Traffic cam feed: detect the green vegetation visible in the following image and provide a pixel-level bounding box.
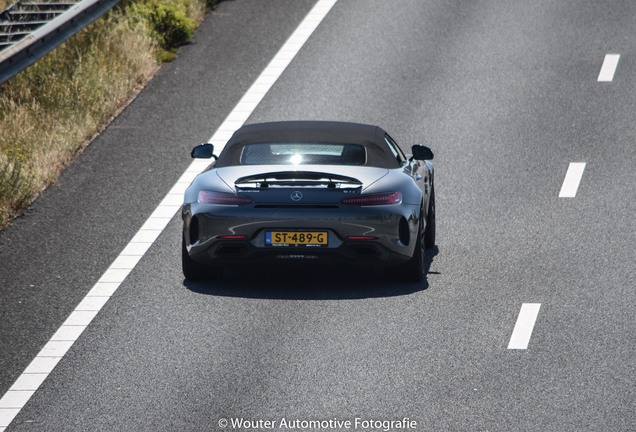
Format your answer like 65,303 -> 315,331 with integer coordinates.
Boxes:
129,0 -> 197,60
0,0 -> 209,227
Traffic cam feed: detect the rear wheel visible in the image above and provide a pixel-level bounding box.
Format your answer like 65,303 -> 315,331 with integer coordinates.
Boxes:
398,212 -> 425,282
182,236 -> 222,281
424,185 -> 435,249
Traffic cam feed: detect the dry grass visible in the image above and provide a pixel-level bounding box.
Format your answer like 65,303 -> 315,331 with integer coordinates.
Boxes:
0,0 -> 208,227
0,12 -> 157,225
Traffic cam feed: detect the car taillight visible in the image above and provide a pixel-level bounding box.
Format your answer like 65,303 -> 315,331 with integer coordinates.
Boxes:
341,192 -> 402,206
198,191 -> 253,205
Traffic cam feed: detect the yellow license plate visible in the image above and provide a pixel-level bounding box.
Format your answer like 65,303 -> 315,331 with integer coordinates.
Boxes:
266,231 -> 328,246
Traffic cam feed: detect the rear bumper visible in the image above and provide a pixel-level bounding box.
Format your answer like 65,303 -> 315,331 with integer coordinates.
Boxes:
189,237 -> 408,267
182,203 -> 421,267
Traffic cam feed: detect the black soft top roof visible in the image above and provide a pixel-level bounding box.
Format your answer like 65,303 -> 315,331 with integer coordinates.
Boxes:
214,121 -> 399,168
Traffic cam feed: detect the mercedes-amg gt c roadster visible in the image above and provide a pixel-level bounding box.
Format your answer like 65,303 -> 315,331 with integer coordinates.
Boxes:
182,121 -> 435,281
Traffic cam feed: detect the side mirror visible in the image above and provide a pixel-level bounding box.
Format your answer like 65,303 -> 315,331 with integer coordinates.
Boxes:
411,145 -> 434,160
191,143 -> 216,159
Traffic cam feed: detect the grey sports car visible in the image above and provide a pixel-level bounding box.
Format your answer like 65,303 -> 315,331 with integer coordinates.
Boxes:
182,121 -> 435,281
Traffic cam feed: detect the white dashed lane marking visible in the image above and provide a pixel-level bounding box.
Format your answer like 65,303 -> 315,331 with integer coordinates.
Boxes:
508,303 -> 542,350
559,162 -> 586,198
598,54 -> 620,82
0,1 -> 339,430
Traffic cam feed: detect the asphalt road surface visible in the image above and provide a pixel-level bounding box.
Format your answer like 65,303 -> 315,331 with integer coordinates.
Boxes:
1,0 -> 635,431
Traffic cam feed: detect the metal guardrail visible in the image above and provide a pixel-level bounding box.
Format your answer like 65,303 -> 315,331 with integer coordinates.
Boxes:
0,0 -> 119,84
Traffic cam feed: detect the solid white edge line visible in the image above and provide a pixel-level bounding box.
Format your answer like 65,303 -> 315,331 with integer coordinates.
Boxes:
598,54 -> 620,82
559,162 -> 586,198
508,303 -> 541,350
0,0 -> 338,428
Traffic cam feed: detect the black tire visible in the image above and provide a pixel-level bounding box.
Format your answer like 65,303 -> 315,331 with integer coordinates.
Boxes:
398,212 -> 425,282
424,185 -> 435,249
182,236 -> 221,281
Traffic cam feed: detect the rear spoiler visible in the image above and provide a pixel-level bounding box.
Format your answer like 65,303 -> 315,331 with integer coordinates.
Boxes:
235,171 -> 362,189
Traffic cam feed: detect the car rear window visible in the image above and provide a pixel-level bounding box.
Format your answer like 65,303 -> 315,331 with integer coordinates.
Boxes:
240,143 -> 367,166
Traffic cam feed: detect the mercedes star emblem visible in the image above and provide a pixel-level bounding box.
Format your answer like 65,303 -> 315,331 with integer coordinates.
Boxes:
290,191 -> 303,201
